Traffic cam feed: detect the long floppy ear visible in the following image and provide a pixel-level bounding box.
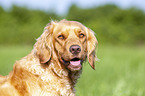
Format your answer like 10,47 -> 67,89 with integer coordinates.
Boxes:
87,28 -> 98,69
34,22 -> 55,63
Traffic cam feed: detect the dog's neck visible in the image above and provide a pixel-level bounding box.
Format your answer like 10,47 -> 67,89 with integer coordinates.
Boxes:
68,69 -> 82,88
49,56 -> 82,89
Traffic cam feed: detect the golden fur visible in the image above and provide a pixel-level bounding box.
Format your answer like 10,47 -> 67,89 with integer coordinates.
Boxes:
0,20 -> 98,96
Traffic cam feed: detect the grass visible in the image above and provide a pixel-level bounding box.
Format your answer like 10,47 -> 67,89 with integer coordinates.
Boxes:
0,45 -> 145,96
0,45 -> 32,75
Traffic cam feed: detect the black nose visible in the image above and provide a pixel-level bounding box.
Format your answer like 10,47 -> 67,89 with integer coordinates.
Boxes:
69,45 -> 81,55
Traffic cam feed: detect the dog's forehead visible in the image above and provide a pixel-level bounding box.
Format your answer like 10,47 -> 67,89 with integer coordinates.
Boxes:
53,21 -> 86,35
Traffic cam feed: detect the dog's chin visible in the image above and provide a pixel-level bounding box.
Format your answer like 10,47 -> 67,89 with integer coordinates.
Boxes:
61,57 -> 83,71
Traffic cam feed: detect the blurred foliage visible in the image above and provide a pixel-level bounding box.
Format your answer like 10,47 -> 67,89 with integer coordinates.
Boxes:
0,4 -> 145,45
0,5 -> 62,45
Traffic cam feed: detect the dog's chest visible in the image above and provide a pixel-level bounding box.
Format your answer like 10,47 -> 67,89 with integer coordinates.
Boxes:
23,60 -> 75,95
36,71 -> 75,96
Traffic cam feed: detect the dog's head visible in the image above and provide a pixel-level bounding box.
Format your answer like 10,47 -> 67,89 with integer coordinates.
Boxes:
35,20 -> 98,71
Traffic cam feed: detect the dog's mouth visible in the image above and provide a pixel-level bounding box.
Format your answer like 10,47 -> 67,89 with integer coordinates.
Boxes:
61,57 -> 83,71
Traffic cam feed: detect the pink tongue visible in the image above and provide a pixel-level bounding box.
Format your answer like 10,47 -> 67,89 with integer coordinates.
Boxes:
70,60 -> 81,66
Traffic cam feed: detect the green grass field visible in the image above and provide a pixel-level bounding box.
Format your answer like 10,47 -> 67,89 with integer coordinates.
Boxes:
0,45 -> 145,96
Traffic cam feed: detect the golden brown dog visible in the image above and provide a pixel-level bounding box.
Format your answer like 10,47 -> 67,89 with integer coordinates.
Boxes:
0,20 -> 98,96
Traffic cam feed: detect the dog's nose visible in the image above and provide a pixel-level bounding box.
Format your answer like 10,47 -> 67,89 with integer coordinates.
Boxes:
69,45 -> 81,55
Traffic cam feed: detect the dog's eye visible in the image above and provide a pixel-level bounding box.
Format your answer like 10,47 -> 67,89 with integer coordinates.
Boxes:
79,33 -> 85,38
58,35 -> 65,39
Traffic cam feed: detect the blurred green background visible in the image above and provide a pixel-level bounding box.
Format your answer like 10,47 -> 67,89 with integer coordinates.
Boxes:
0,2 -> 145,96
0,4 -> 145,45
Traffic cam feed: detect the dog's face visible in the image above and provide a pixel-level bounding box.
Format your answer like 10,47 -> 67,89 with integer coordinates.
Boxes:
35,20 -> 98,72
52,21 -> 87,71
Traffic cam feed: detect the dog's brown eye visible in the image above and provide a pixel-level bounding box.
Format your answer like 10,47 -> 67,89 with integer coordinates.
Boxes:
58,35 -> 65,39
79,33 -> 85,38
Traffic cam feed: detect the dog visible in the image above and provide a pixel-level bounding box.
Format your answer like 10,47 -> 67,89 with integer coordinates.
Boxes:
0,19 -> 98,96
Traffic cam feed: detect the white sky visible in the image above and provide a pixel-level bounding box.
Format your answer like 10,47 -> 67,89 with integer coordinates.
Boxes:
0,0 -> 145,15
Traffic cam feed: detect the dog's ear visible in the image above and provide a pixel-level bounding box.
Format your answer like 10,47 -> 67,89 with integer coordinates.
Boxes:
86,28 -> 98,69
34,21 -> 55,63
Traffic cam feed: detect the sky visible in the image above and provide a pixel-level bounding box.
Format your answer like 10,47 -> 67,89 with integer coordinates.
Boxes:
0,0 -> 145,15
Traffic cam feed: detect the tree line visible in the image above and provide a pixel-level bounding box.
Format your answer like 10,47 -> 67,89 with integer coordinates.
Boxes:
0,4 -> 145,45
